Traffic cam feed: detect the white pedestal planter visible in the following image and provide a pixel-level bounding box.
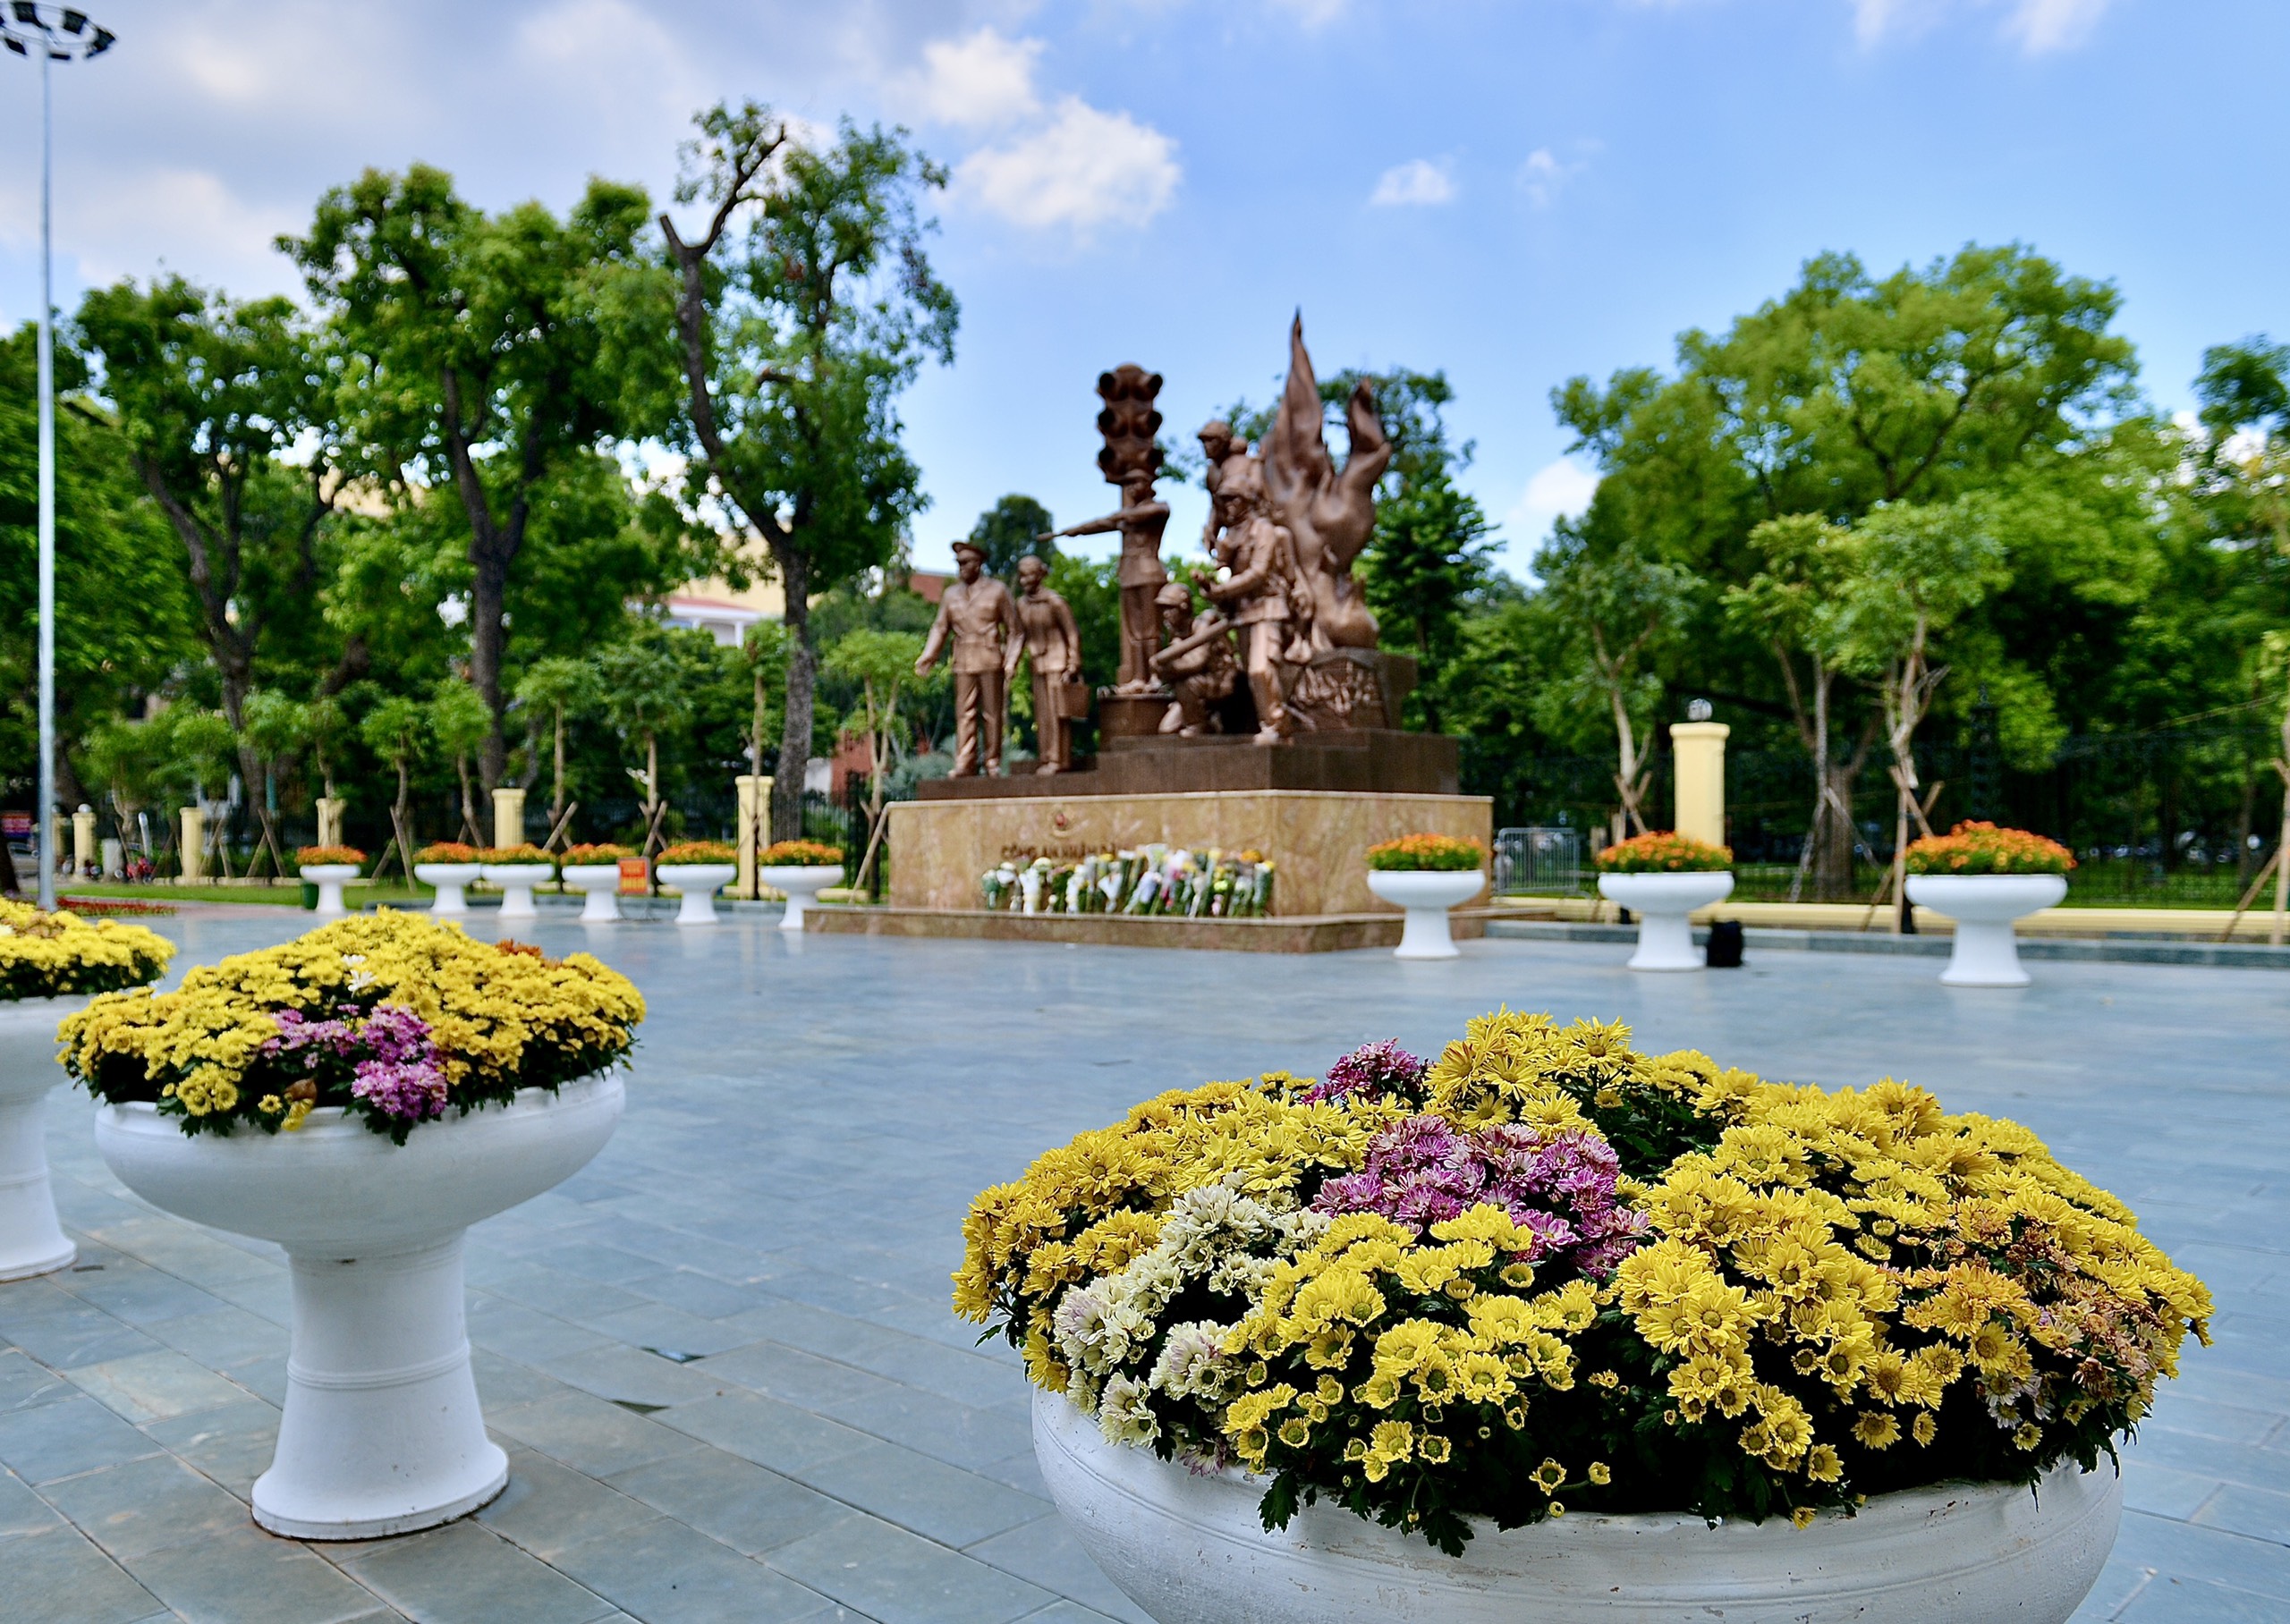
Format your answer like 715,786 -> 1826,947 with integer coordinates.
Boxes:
559,864 -> 626,923
1033,1389 -> 2120,1624
1364,869 -> 1485,960
758,865 -> 844,932
93,1073 -> 624,1539
413,864 -> 482,918
0,998 -> 81,1281
479,864 -> 549,921
1597,871 -> 1735,971
656,863 -> 737,926
1904,873 -> 2068,987
301,865 -> 360,918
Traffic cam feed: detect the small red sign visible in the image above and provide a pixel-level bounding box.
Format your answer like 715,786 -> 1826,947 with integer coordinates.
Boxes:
617,858 -> 649,895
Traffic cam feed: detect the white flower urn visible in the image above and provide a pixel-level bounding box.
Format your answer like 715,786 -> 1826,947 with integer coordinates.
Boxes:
558,863 -> 626,923
93,1073 -> 624,1539
0,997 -> 81,1281
1364,869 -> 1485,960
301,864 -> 360,918
412,863 -> 482,918
1597,870 -> 1735,971
1032,1389 -> 2121,1624
479,863 -> 549,921
1904,873 -> 2068,987
758,865 -> 844,932
656,863 -> 737,925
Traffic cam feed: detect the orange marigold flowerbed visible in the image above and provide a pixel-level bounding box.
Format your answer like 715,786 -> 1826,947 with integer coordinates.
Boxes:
413,842 -> 480,865
1593,832 -> 1732,873
1366,833 -> 1485,872
759,840 -> 843,866
657,840 -> 736,865
294,846 -> 366,869
478,844 -> 556,867
1903,822 -> 2074,877
563,843 -> 638,864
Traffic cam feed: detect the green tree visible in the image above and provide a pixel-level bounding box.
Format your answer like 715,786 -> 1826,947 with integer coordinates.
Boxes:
1536,536 -> 1699,845
285,165 -> 667,788
1832,499 -> 2007,923
594,635 -> 684,844
1725,514 -> 1864,897
359,696 -> 426,878
80,717 -> 171,861
1362,454 -> 1494,732
0,325 -> 190,822
967,495 -> 1055,578
660,103 -> 957,841
513,657 -> 595,827
428,681 -> 493,843
821,628 -> 932,892
76,277 -> 337,765
240,689 -> 310,876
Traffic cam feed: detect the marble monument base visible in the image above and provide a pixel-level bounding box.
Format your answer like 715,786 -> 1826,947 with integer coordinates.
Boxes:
807,905 -> 1490,954
885,788 -> 1491,919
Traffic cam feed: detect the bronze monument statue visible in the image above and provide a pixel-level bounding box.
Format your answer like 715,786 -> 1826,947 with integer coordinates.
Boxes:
1264,315 -> 1389,654
1148,582 -> 1238,736
1043,365 -> 1168,695
1198,451 -> 1293,743
1009,554 -> 1084,774
915,539 -> 1021,776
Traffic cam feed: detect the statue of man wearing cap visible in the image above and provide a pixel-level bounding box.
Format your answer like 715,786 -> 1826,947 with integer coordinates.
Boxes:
916,540 -> 1022,775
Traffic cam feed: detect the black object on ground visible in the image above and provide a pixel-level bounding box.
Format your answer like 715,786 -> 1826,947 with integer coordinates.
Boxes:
1706,919 -> 1745,968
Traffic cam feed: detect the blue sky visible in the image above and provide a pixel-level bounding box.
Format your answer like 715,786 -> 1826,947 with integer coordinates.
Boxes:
2,0 -> 2281,577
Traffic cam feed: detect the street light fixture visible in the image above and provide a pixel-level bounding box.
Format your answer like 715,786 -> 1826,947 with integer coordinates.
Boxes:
2,5 -> 114,909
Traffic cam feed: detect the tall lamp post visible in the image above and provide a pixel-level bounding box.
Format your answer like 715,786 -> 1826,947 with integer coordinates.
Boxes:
4,6 -> 114,910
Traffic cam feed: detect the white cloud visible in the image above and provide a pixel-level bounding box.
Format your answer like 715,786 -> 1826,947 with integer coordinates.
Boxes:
1268,0 -> 1347,28
956,97 -> 1180,234
1505,456 -> 1601,545
1370,158 -> 1455,207
1518,148 -> 1569,208
1999,0 -> 2108,53
1848,0 -> 2109,53
897,27 -> 1043,129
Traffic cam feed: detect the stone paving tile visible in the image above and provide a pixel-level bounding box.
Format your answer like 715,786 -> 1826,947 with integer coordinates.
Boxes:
5,912 -> 2286,1622
474,1447 -> 661,1561
766,1510 -> 1059,1624
63,1349 -> 254,1425
605,1448 -> 851,1557
547,1514 -> 849,1622
333,1517 -> 621,1624
38,1451 -> 253,1561
0,1521 -> 168,1624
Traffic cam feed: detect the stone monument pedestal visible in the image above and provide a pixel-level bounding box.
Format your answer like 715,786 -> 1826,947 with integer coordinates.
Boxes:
887,783 -> 1488,921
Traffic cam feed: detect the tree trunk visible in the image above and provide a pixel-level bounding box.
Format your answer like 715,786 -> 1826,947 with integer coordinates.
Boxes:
552,707 -> 567,823
469,554 -> 510,791
645,730 -> 660,820
771,546 -> 813,843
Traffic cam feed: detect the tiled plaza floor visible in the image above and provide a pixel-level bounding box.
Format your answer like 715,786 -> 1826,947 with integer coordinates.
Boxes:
2,909 -> 2286,1623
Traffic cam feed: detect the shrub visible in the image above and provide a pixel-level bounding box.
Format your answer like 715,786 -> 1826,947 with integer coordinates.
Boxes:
1903,822 -> 2074,877
61,913 -> 644,1145
478,843 -> 555,867
562,843 -> 639,865
1594,833 -> 1732,873
294,845 -> 366,870
413,842 -> 480,866
1,901 -> 174,1001
657,840 -> 737,865
957,1012 -> 2208,1553
1367,834 -> 1485,872
759,839 -> 844,867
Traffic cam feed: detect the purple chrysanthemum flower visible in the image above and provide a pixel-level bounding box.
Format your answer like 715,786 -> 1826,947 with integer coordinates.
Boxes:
1301,1039 -> 1429,1104
1315,1113 -> 1646,1279
351,1057 -> 450,1122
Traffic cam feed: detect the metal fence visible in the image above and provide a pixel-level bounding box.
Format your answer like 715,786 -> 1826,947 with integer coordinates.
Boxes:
1493,826 -> 1587,895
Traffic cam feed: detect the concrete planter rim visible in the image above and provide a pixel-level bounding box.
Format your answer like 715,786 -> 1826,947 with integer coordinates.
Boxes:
1031,1386 -> 2121,1624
